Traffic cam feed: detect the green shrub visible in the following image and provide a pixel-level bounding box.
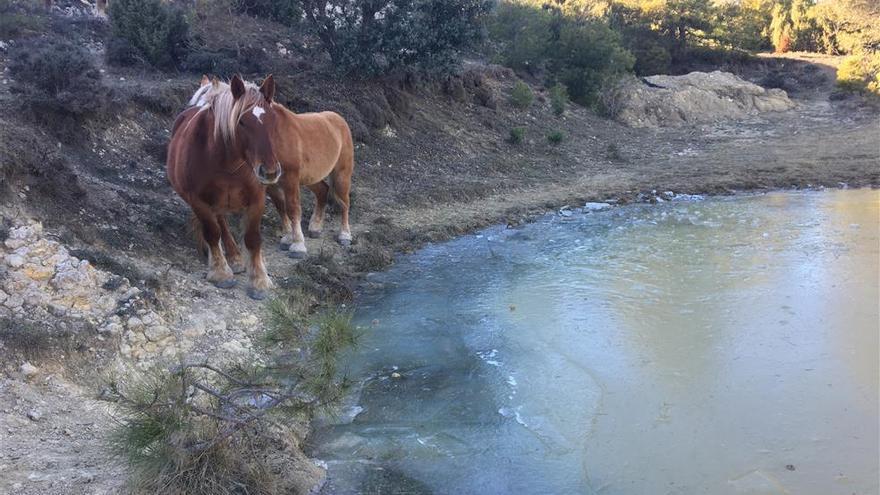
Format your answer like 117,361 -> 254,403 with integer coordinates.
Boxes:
301,0 -> 491,76
233,0 -> 302,26
10,41 -> 95,96
553,19 -> 634,106
183,46 -> 269,75
9,39 -> 108,116
607,3 -> 674,75
547,130 -> 565,144
491,1 -> 634,106
630,42 -> 672,76
507,127 -> 525,144
712,0 -> 774,52
488,1 -> 552,72
605,142 -> 624,161
0,0 -> 44,38
509,81 -> 534,109
812,0 -> 880,56
549,83 -> 568,116
837,53 -> 880,96
107,0 -> 190,69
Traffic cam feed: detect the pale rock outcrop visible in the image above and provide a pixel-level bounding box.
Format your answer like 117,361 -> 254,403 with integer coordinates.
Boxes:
612,71 -> 795,128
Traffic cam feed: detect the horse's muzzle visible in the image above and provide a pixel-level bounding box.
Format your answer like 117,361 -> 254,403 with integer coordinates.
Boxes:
256,164 -> 281,185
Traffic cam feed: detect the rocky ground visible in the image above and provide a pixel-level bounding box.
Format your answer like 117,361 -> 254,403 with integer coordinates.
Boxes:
0,8 -> 878,495
613,70 -> 796,127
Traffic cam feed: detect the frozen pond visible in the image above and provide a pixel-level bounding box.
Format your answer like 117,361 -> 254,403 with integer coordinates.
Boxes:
310,189 -> 879,495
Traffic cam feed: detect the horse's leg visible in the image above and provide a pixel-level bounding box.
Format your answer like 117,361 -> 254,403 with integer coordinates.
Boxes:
243,199 -> 272,300
280,173 -> 307,259
217,214 -> 245,274
194,204 -> 235,289
267,185 -> 293,251
331,169 -> 353,247
307,181 -> 329,238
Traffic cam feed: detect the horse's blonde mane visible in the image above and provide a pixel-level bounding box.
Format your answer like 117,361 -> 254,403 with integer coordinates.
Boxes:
188,81 -> 228,107
194,78 -> 267,143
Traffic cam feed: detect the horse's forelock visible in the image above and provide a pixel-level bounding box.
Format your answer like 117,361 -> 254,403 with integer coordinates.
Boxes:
211,81 -> 266,143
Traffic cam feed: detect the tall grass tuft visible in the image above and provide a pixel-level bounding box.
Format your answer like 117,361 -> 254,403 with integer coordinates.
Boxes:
509,81 -> 534,109
507,127 -> 526,144
549,83 -> 568,116
547,130 -> 565,144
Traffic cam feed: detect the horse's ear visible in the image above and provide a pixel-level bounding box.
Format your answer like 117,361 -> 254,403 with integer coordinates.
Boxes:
211,75 -> 220,89
260,74 -> 275,104
231,74 -> 245,101
200,74 -> 210,86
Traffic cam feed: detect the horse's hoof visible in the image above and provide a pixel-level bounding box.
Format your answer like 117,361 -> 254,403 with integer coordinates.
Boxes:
307,230 -> 322,239
213,278 -> 237,289
279,242 -> 291,252
339,238 -> 351,248
247,288 -> 269,301
288,250 -> 307,259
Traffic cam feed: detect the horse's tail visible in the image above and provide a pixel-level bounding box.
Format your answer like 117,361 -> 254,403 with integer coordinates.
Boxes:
325,174 -> 339,207
190,214 -> 208,257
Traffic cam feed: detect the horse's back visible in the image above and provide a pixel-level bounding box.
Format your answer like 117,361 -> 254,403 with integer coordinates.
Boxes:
170,106 -> 201,140
277,108 -> 353,184
167,107 -> 209,198
320,111 -> 352,140
289,110 -> 351,144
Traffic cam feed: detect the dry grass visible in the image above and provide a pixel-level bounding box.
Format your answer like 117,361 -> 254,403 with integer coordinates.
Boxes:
350,242 -> 394,273
281,251 -> 355,303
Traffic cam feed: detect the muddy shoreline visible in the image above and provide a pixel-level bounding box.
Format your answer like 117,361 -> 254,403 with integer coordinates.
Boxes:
348,127 -> 879,269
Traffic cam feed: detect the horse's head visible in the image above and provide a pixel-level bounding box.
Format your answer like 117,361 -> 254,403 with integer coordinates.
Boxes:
229,74 -> 282,186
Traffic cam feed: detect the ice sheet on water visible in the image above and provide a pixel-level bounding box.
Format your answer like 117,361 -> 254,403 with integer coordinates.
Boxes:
584,202 -> 613,211
314,189 -> 880,495
476,349 -> 501,367
671,193 -> 705,202
498,406 -> 529,427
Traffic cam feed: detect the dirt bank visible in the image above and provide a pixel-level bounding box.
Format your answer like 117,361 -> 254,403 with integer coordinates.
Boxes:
0,16 -> 878,493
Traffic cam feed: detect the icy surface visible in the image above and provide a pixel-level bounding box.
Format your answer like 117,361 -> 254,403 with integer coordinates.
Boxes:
311,189 -> 879,495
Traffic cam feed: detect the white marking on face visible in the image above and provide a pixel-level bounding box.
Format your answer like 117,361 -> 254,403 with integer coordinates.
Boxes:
252,106 -> 266,123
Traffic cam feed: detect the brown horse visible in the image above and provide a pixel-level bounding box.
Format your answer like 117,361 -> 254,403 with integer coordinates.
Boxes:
187,76 -> 355,258
268,103 -> 355,258
168,74 -> 282,300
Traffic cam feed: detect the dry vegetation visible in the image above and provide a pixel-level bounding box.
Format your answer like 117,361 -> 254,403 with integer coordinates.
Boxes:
106,304 -> 356,494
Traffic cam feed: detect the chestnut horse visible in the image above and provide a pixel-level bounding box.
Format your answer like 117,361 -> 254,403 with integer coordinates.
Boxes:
270,104 -> 354,258
186,75 -> 355,259
168,74 -> 282,300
